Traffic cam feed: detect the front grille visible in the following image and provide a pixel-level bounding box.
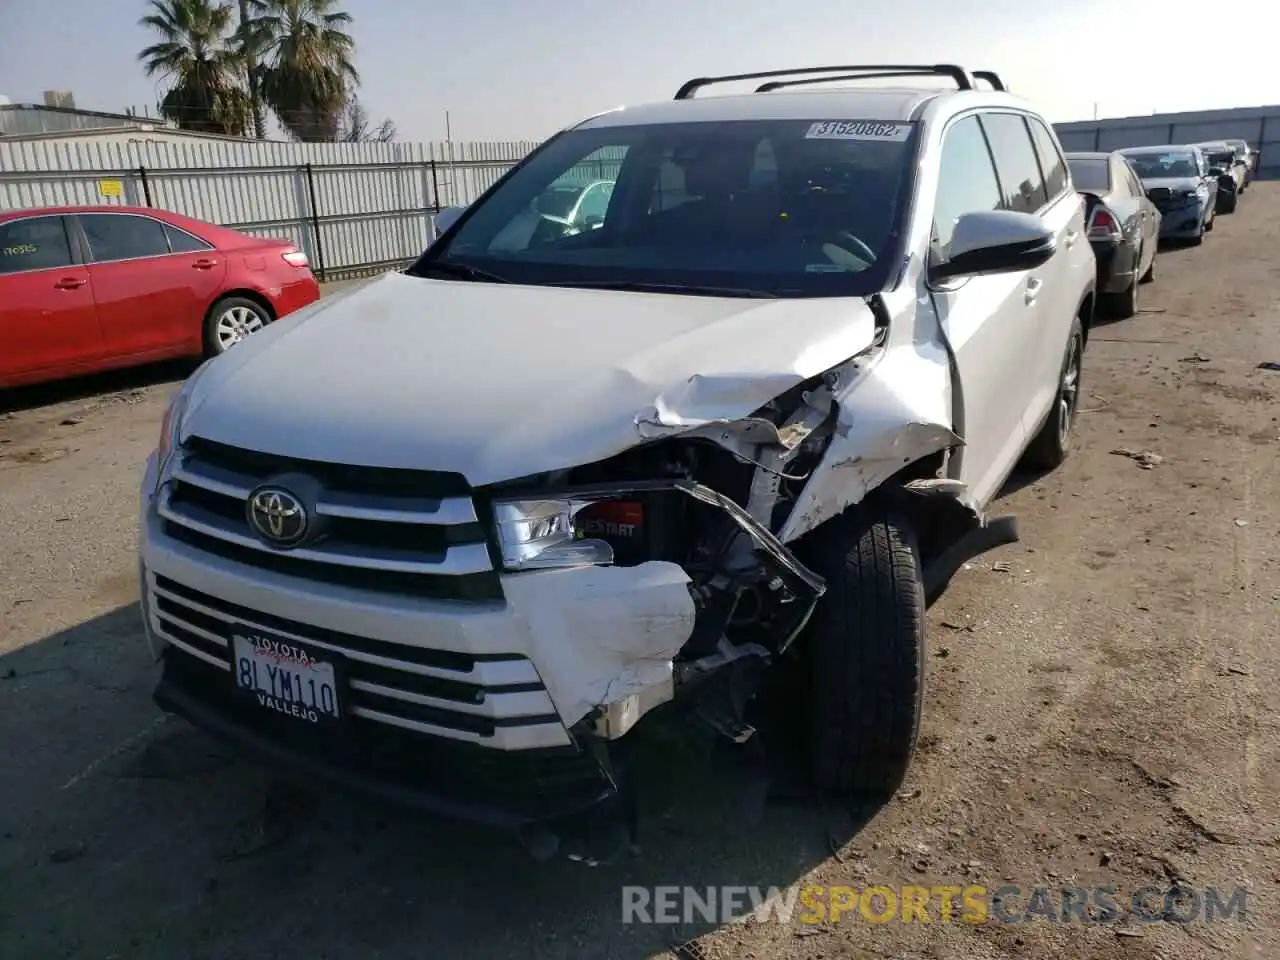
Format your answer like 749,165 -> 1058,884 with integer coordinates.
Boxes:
147,573 -> 571,750
158,437 -> 501,601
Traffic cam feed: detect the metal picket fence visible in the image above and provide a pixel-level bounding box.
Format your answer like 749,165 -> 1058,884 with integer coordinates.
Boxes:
0,137 -> 541,280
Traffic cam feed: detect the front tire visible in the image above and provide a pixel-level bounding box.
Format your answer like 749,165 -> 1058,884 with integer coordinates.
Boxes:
204,296 -> 272,357
806,508 -> 925,803
1023,316 -> 1083,470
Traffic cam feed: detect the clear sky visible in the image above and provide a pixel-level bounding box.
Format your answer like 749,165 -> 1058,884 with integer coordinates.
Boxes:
1,0 -> 1274,143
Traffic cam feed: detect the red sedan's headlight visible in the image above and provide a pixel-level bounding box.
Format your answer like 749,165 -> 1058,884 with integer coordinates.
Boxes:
281,249 -> 310,268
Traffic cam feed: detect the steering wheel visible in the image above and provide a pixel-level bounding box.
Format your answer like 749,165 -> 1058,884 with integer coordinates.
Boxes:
798,229 -> 877,268
828,230 -> 877,264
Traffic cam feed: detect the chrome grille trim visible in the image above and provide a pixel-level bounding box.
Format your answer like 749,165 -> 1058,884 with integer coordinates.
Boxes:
148,581 -> 528,685
172,461 -> 480,525
158,440 -> 501,600
158,486 -> 494,576
147,573 -> 571,750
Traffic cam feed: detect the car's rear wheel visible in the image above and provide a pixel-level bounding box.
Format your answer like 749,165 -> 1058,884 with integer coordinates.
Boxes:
1023,316 -> 1083,470
205,296 -> 271,357
1140,252 -> 1155,284
804,507 -> 925,804
1103,247 -> 1142,319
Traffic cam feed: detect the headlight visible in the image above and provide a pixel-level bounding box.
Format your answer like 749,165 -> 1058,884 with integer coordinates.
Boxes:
153,361 -> 211,493
156,390 -> 188,471
491,498 -> 615,571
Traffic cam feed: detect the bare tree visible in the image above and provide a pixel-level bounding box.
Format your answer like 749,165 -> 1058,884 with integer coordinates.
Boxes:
335,97 -> 395,142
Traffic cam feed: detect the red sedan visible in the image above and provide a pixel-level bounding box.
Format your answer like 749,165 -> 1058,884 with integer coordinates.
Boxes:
0,205 -> 321,389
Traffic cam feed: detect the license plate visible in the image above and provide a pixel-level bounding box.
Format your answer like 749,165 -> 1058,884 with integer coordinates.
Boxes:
232,632 -> 341,724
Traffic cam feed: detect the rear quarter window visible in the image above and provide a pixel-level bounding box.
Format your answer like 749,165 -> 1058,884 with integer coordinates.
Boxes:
164,224 -> 213,253
1027,118 -> 1069,200
979,113 -> 1050,214
1066,158 -> 1111,193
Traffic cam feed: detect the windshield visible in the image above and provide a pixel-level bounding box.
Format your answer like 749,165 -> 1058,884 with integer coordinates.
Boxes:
1123,152 -> 1198,179
410,119 -> 919,297
1066,158 -> 1110,192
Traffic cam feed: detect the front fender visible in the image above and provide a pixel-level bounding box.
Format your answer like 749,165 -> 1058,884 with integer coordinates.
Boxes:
776,339 -> 968,543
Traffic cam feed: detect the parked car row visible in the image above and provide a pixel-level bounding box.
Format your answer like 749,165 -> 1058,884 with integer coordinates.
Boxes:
0,206 -> 320,389
1062,136 -> 1256,321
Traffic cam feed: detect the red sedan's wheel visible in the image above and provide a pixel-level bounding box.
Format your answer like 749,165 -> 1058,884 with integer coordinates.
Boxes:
205,297 -> 271,357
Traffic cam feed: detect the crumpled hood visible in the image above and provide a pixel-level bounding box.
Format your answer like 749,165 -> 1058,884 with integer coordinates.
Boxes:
1141,177 -> 1202,193
183,272 -> 879,486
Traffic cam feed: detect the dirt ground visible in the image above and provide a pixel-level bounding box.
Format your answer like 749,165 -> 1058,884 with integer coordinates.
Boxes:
2,193 -> 1278,960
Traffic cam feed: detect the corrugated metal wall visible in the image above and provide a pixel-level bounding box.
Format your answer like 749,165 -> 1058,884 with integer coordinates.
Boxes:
0,137 -> 540,279
1054,105 -> 1280,178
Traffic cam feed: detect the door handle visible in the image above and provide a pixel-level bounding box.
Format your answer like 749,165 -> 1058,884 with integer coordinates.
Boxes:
1064,229 -> 1079,248
53,277 -> 86,290
192,259 -> 219,270
1024,277 -> 1043,305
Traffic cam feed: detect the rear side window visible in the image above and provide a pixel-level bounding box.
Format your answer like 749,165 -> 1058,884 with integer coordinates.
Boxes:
1119,160 -> 1145,198
164,224 -> 212,253
933,115 -> 1003,254
1066,158 -> 1111,193
0,217 -> 73,275
1027,118 -> 1069,200
979,113 -> 1049,214
80,214 -> 170,263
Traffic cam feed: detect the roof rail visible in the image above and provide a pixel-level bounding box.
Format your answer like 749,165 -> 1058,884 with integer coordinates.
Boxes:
674,64 -> 974,100
972,70 -> 1006,91
756,69 -> 958,93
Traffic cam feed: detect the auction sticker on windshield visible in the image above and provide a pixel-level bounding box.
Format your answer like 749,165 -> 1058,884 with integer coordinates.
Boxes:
233,632 -> 341,724
806,121 -> 911,141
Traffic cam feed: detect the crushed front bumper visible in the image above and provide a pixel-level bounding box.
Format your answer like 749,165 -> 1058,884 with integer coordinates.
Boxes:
138,453 -> 711,825
1155,199 -> 1207,239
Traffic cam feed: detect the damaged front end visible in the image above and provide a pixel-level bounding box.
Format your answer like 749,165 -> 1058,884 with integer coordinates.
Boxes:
482,320 -> 1020,860
487,374 -> 841,738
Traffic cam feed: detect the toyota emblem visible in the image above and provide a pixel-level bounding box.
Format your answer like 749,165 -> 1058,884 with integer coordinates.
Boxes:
247,486 -> 308,547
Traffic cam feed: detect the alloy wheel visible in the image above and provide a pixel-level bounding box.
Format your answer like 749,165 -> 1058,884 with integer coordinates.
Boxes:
214,305 -> 265,351
1056,332 -> 1082,449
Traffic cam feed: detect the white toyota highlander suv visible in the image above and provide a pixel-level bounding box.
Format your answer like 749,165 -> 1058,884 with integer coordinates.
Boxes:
138,63 -> 1095,857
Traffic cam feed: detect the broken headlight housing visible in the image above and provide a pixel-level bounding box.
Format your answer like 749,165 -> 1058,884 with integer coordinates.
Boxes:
491,498 -> 615,571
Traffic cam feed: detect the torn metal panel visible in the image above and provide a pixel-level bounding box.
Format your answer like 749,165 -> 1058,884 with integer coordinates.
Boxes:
180,271 -> 883,487
776,337 -> 965,543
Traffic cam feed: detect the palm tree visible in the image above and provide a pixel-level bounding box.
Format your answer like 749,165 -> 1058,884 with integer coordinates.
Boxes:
138,0 -> 251,136
234,0 -> 267,139
249,0 -> 359,142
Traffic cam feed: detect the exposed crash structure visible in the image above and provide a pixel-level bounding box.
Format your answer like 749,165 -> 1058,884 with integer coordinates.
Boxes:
138,62 -> 1090,861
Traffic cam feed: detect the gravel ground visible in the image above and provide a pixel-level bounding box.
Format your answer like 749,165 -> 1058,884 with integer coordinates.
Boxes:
1,198 -> 1278,960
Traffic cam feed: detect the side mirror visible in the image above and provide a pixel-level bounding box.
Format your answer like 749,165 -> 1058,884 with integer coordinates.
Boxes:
431,205 -> 466,241
930,210 -> 1056,283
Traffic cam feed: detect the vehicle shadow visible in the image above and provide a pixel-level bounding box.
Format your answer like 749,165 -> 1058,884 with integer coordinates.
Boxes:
0,358 -> 197,415
1,604 -> 878,960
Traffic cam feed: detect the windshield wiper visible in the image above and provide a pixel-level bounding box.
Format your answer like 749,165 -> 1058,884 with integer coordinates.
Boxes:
418,260 -> 510,283
547,280 -> 778,298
